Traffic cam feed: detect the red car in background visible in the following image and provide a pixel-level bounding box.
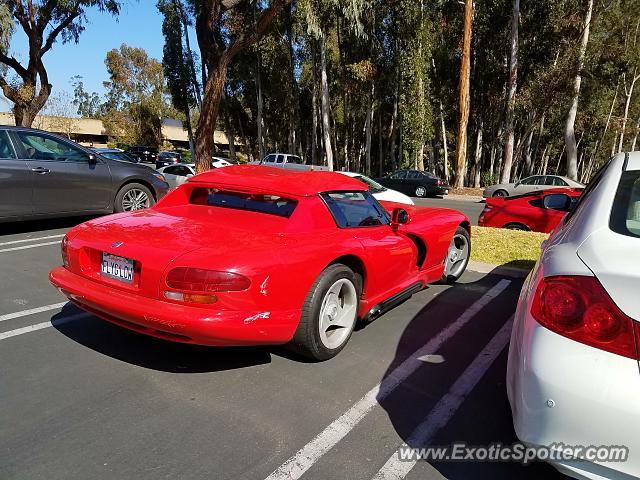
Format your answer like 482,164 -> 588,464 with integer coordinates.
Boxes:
478,188 -> 582,233
50,166 -> 471,361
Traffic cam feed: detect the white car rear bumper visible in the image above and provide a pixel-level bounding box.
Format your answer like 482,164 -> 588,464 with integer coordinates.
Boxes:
507,300 -> 640,479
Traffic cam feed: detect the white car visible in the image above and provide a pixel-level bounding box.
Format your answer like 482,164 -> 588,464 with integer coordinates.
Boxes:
507,152 -> 640,480
338,172 -> 414,205
158,160 -> 232,188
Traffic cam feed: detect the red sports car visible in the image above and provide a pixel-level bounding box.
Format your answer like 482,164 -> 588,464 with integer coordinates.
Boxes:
50,166 -> 471,360
478,187 -> 582,233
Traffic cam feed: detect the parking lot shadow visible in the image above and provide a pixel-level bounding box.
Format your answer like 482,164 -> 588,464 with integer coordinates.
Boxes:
1,215 -> 98,236
52,304 -> 272,373
375,269 -> 560,479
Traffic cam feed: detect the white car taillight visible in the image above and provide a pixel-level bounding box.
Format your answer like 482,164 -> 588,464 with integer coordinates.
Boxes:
531,275 -> 639,359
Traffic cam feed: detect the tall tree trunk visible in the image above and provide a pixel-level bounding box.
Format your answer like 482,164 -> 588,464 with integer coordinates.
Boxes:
539,144 -> 549,175
618,69 -> 640,152
564,0 -> 594,181
523,127 -> 534,176
473,122 -> 483,188
501,0 -> 520,184
255,48 -> 265,161
311,46 -> 318,166
378,108 -> 384,177
440,100 -> 449,183
177,0 -> 202,109
319,35 -> 334,170
365,83 -> 374,175
194,63 -> 227,173
631,115 -> 640,151
387,83 -> 399,170
184,106 -> 196,161
454,0 -> 474,188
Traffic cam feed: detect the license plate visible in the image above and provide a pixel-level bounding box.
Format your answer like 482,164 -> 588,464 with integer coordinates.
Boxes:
101,252 -> 134,284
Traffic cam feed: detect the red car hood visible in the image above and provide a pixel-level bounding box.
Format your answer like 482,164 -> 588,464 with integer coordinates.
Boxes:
67,206 -> 287,299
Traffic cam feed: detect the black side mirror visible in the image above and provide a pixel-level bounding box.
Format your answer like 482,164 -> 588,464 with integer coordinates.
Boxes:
543,193 -> 571,211
391,208 -> 409,231
88,154 -> 97,165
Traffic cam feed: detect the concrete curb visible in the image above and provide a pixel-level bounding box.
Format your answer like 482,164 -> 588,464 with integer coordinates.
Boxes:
467,260 -> 530,279
445,194 -> 485,203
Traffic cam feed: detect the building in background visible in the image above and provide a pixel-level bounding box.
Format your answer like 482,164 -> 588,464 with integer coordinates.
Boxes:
0,113 -> 235,151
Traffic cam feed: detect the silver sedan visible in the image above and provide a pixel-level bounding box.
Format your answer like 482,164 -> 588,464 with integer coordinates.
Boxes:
483,174 -> 583,198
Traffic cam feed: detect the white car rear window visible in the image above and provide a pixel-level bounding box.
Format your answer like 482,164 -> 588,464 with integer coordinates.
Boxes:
611,170 -> 640,238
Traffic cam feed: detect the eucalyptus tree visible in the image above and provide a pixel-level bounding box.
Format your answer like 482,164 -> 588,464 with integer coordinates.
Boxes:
0,0 -> 122,127
189,0 -> 295,173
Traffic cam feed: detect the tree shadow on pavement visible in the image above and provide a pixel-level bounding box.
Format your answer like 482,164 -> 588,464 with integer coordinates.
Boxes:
375,268 -> 562,480
52,303 -> 272,373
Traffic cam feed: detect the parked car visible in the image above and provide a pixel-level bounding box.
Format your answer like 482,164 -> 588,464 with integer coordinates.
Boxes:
0,126 -> 170,222
91,148 -> 140,164
338,171 -> 414,205
483,174 -> 583,198
158,160 -> 234,189
376,170 -> 450,198
507,152 -> 640,480
478,188 -> 581,233
157,164 -> 195,188
50,165 -> 471,361
255,153 -> 329,171
212,156 -> 233,168
126,145 -> 159,164
156,151 -> 182,169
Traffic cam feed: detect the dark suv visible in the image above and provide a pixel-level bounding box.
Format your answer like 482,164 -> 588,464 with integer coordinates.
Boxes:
126,145 -> 159,164
0,126 -> 170,222
156,151 -> 182,169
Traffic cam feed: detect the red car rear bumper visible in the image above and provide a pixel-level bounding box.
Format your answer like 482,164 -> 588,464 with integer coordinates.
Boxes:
49,267 -> 300,346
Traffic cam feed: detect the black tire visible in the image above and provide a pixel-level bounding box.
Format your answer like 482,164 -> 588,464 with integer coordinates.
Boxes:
493,189 -> 508,197
503,222 -> 529,231
415,185 -> 428,198
114,183 -> 155,213
441,226 -> 471,284
289,264 -> 361,361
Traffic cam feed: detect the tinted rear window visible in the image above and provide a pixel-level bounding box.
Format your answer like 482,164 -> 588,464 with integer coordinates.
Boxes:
610,170 -> 640,238
190,188 -> 297,218
321,191 -> 390,228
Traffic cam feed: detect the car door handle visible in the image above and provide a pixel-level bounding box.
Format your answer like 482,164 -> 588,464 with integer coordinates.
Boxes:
31,167 -> 50,174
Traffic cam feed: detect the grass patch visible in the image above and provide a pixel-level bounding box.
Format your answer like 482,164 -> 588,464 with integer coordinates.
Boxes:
471,226 -> 549,270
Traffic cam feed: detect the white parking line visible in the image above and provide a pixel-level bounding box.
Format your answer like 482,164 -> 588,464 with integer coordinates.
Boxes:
0,234 -> 65,247
0,240 -> 61,253
371,317 -> 514,480
0,302 -> 68,323
264,279 -> 512,480
0,312 -> 88,341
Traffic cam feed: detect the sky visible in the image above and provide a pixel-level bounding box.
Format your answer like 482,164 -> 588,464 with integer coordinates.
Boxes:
1,1 -> 167,110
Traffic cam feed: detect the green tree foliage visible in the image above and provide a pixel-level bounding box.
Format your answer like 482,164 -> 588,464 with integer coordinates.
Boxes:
71,76 -> 102,118
0,1 -> 121,126
103,44 -> 171,146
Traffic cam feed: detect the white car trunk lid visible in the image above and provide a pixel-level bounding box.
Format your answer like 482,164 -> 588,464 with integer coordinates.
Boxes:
577,228 -> 640,321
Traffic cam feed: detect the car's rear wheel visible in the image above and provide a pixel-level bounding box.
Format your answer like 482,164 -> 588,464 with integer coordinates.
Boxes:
503,222 -> 529,231
441,227 -> 471,284
493,189 -> 508,197
289,264 -> 361,361
115,183 -> 155,212
415,186 -> 427,197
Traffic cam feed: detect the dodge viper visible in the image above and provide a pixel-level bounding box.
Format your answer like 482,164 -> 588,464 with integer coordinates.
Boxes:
478,188 -> 582,233
49,166 -> 471,360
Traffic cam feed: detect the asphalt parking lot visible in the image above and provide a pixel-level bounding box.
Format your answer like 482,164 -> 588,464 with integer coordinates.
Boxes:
414,197 -> 485,226
0,199 -> 564,480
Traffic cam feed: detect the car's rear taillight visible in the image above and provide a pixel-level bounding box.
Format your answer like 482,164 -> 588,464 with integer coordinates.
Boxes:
436,180 -> 444,185
166,267 -> 251,293
531,276 -> 639,359
61,236 -> 70,268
